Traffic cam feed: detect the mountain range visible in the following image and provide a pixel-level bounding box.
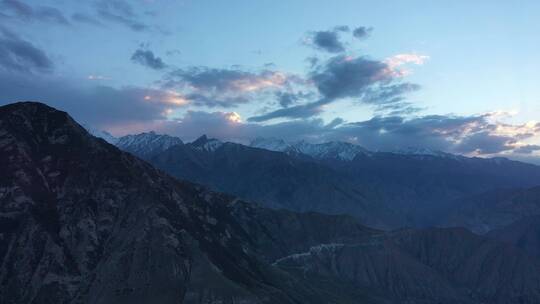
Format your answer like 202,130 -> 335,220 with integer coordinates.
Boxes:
96,129 -> 540,230
3,102 -> 540,303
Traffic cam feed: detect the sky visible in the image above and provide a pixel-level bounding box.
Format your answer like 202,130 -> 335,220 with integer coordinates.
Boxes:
1,0 -> 539,163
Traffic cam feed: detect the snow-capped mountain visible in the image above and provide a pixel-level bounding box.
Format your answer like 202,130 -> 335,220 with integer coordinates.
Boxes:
250,137 -> 290,152
82,123 -> 118,144
293,140 -> 371,161
250,137 -> 370,161
392,147 -> 464,160
116,131 -> 183,159
250,138 -> 472,161
191,135 -> 224,152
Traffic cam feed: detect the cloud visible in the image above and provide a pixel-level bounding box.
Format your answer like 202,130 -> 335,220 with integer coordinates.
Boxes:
71,13 -> 103,26
249,55 -> 420,121
336,113 -> 540,156
363,83 -> 421,107
1,0 -> 70,25
515,145 -> 540,154
311,56 -> 392,100
131,49 -> 167,70
95,0 -> 148,32
166,67 -> 288,93
87,75 -> 110,80
305,25 -> 371,53
454,131 -> 516,154
384,53 -> 430,76
277,92 -> 297,107
248,100 -> 325,122
123,108 -> 539,163
276,91 -> 313,108
163,67 -> 292,108
0,27 -> 53,73
0,71 -> 186,128
352,26 -> 373,39
137,110 -> 341,144
198,110 -> 530,160
1,63 -> 536,163
374,101 -> 424,116
180,93 -> 249,108
334,115 -> 474,152
161,111 -> 251,140
333,25 -> 350,32
166,49 -> 181,56
307,29 -> 346,53
386,54 -> 430,67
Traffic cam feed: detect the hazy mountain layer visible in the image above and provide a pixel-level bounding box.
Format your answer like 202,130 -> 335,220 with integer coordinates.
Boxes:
442,187 -> 540,234
487,215 -> 540,257
116,133 -> 540,229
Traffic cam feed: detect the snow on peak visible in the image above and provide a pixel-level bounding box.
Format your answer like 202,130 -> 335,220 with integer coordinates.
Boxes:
392,147 -> 461,160
191,135 -> 223,152
251,138 -> 467,161
250,138 -> 369,161
116,132 -> 183,155
250,137 -> 290,152
82,124 -> 118,144
292,140 -> 370,161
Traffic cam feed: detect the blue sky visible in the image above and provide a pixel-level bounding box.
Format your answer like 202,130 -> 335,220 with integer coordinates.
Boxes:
1,0 -> 539,163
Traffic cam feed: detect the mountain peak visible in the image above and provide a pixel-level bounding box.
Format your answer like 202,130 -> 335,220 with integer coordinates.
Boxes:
83,124 -> 118,144
192,134 -> 209,145
293,140 -> 370,160
2,100 -> 56,111
391,146 -> 463,160
250,137 -> 369,161
0,101 -> 94,148
115,131 -> 183,159
1,101 -> 69,124
394,147 -> 443,155
191,134 -> 223,151
250,137 -> 289,151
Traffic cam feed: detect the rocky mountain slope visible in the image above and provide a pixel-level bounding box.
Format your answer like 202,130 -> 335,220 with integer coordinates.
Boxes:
276,227 -> 540,304
442,186 -> 540,234
487,215 -> 540,257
